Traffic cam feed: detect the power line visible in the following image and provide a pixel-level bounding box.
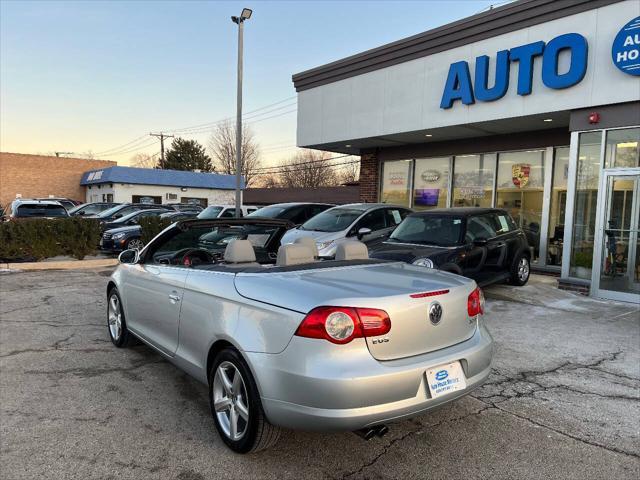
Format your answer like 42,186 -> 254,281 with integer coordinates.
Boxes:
252,159 -> 360,177
252,154 -> 355,173
91,95 -> 297,158
149,133 -> 175,168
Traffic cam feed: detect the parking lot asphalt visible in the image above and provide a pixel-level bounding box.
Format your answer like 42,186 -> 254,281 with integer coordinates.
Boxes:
1,269 -> 639,480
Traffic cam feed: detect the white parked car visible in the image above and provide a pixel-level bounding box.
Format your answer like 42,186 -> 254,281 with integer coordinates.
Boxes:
197,205 -> 258,219
280,203 -> 412,257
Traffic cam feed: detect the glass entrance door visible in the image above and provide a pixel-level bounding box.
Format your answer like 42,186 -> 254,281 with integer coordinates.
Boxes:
592,170 -> 640,302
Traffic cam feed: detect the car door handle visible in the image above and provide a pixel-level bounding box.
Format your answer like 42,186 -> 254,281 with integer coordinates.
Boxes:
168,294 -> 181,303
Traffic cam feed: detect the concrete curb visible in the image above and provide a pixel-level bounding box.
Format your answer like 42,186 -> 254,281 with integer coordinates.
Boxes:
5,258 -> 118,271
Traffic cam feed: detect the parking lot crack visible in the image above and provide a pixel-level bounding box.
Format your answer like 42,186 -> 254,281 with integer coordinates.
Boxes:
338,405 -> 493,479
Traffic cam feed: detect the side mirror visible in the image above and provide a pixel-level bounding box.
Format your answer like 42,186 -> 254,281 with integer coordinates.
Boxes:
118,249 -> 140,264
473,238 -> 488,247
357,227 -> 372,240
114,214 -> 122,219
77,211 -> 85,216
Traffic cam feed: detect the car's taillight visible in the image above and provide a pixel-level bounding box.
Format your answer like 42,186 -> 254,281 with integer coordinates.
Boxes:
295,306 -> 391,344
467,287 -> 485,317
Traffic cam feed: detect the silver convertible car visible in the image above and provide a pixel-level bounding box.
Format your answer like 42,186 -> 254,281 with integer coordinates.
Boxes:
107,218 -> 493,453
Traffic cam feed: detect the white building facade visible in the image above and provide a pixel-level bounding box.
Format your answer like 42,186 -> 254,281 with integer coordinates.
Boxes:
293,0 -> 640,302
81,166 -> 238,207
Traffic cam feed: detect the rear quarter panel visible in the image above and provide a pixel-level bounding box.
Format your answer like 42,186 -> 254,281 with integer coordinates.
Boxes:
175,269 -> 305,382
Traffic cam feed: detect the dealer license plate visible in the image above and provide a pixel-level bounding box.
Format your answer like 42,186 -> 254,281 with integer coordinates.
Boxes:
426,361 -> 467,399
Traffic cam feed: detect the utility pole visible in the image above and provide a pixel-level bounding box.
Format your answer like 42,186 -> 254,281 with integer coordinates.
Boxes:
231,8 -> 252,217
149,133 -> 174,169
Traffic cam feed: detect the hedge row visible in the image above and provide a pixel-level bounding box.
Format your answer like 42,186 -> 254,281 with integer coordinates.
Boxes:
0,218 -> 101,262
139,217 -> 174,245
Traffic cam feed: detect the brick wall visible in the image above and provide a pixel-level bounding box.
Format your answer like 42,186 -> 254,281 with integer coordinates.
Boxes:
359,151 -> 379,203
0,153 -> 116,208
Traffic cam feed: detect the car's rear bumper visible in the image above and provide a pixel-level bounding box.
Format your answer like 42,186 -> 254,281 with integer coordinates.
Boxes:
245,323 -> 493,432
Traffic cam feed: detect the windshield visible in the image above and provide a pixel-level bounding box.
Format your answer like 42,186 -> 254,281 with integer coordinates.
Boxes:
197,207 -> 223,219
16,204 -> 68,218
113,211 -> 143,224
389,215 -> 464,247
97,205 -> 124,218
247,206 -> 286,218
299,208 -> 361,232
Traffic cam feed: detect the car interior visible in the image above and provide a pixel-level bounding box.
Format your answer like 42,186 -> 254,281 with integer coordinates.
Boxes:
142,221 -> 374,272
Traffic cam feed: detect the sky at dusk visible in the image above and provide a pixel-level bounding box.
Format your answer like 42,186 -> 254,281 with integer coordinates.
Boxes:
1,0 -> 499,166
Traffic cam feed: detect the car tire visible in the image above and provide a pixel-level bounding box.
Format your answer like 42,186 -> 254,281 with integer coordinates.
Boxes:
209,348 -> 281,453
107,288 -> 135,347
509,253 -> 530,286
125,238 -> 144,250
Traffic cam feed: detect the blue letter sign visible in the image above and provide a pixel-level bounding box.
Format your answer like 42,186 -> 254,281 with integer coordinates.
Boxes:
440,33 -> 589,109
440,61 -> 475,109
612,16 -> 640,76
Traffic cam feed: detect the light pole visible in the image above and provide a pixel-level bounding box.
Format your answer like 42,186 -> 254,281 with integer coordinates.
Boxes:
231,8 -> 252,218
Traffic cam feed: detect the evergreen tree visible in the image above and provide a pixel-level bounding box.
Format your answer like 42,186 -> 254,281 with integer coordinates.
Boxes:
161,138 -> 213,172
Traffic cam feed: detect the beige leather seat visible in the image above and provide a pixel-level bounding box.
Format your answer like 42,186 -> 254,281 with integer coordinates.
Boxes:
335,241 -> 369,261
276,244 -> 315,266
224,239 -> 259,266
293,236 -> 319,258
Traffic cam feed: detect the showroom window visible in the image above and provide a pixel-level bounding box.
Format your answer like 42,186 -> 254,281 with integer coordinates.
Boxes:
569,132 -> 602,279
413,157 -> 450,210
380,160 -> 412,207
452,154 -> 496,208
547,147 -> 569,267
605,127 -> 639,168
495,150 -> 546,263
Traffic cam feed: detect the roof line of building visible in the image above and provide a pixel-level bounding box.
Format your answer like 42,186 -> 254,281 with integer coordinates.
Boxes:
291,0 -> 623,92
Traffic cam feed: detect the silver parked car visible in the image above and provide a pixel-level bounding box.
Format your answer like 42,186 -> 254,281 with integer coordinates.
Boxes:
107,218 -> 493,453
280,203 -> 412,257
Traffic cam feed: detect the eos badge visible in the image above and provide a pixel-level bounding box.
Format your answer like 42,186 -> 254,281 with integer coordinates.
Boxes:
429,302 -> 443,325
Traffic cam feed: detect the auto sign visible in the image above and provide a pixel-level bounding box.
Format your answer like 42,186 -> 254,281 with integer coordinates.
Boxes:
612,16 -> 640,76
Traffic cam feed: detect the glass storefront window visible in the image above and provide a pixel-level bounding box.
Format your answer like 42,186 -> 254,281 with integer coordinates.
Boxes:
413,157 -> 450,210
452,154 -> 496,208
495,150 -> 546,263
547,147 -> 569,267
380,160 -> 412,207
569,132 -> 602,279
605,128 -> 639,168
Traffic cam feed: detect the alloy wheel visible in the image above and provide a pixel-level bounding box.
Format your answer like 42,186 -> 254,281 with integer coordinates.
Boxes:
127,238 -> 144,250
518,257 -> 530,282
108,294 -> 122,341
213,361 -> 249,441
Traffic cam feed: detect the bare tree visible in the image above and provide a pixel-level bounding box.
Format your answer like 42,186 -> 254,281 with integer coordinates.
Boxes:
277,150 -> 339,188
130,152 -> 157,169
209,120 -> 261,186
338,161 -> 360,184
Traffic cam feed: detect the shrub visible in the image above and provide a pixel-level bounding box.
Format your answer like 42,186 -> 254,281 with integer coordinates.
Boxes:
0,217 -> 101,262
139,217 -> 173,245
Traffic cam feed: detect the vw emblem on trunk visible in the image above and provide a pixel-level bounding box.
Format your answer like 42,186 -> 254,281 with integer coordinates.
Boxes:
429,302 -> 443,325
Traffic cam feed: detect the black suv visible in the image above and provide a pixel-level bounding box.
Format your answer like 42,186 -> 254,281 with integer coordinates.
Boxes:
370,208 -> 531,287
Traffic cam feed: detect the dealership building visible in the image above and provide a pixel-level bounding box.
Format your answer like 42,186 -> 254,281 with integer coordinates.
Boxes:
293,0 -> 640,302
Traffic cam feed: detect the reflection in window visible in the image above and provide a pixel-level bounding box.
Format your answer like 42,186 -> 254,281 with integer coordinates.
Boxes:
495,150 -> 546,263
605,128 -> 639,168
413,157 -> 450,210
380,160 -> 412,207
547,147 -> 569,267
452,154 -> 496,207
569,132 -> 602,279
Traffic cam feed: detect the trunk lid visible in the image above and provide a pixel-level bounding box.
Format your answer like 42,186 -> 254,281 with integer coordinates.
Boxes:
234,262 -> 477,360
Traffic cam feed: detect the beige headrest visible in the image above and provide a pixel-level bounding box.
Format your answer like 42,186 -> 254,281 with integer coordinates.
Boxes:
224,239 -> 256,264
294,236 -> 319,257
276,244 -> 315,266
335,241 -> 369,261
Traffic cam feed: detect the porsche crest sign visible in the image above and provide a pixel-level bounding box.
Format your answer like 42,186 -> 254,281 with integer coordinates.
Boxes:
512,164 -> 530,188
